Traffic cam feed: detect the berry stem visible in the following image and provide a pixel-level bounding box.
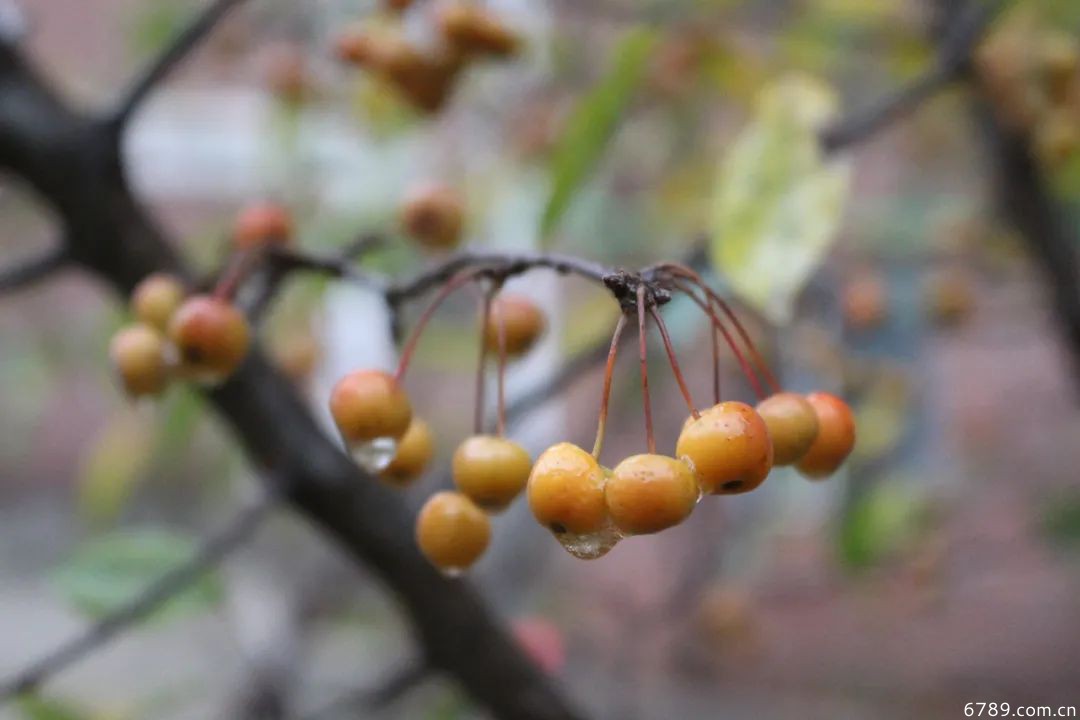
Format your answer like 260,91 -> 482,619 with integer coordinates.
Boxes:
659,263 -> 780,394
395,269 -> 482,384
495,292 -> 508,438
670,278 -> 764,400
649,306 -> 699,420
710,316 -> 721,405
474,286 -> 494,435
213,248 -> 260,302
636,285 -> 656,455
592,313 -> 627,460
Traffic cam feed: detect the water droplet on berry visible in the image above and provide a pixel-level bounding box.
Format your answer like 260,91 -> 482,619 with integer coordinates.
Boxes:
440,565 -> 466,579
349,436 -> 398,473
554,521 -> 623,560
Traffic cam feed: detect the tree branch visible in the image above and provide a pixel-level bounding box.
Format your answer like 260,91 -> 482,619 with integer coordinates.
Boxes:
0,489 -> 276,701
109,0 -> 249,131
0,247 -> 67,293
821,0 -> 1006,152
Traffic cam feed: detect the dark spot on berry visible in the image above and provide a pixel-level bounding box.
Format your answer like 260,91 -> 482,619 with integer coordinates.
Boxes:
721,480 -> 743,491
550,522 -> 567,534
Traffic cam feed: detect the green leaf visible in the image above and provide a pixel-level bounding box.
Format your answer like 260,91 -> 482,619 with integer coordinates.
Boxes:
54,529 -> 223,623
839,479 -> 928,569
1041,492 -> 1080,549
77,412 -> 156,526
711,74 -> 851,325
540,27 -> 656,243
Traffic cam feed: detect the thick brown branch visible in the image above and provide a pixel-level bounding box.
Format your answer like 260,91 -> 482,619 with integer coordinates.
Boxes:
109,0 -> 249,131
0,489 -> 275,700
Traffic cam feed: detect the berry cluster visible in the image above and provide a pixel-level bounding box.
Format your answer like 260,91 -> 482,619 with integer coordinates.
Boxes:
330,261 -> 856,573
334,1 -> 520,114
108,202 -> 296,398
977,21 -> 1080,166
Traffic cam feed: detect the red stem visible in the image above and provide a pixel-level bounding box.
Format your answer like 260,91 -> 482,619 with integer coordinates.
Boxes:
395,269 -> 483,384
636,286 -> 655,455
592,314 -> 627,460
710,317 -> 721,404
213,248 -> 260,301
474,287 -> 494,435
649,306 -> 699,420
670,278 -> 764,400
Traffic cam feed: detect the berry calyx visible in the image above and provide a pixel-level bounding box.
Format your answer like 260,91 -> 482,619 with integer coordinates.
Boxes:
168,295 -> 251,385
754,392 -> 820,466
527,442 -> 608,536
329,369 -> 412,445
796,392 -> 856,479
110,324 -> 171,398
400,183 -> 465,250
233,202 -> 293,250
452,434 -> 532,510
484,294 -> 545,357
675,401 -> 773,495
382,418 -> 435,486
605,454 -> 698,535
130,273 -> 185,332
415,491 -> 491,572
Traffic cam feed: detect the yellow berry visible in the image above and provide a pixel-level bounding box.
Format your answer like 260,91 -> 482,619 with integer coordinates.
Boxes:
755,392 -> 819,466
110,324 -> 171,398
605,454 -> 698,535
527,442 -> 608,535
415,491 -> 491,571
400,183 -> 465,250
329,369 -> 412,444
676,402 -> 773,495
382,418 -> 435,486
453,435 -> 532,510
130,273 -> 185,332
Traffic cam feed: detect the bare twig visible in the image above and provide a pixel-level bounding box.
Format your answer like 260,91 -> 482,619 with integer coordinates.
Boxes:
0,247 -> 67,294
0,489 -> 276,701
821,0 -> 1007,152
109,0 -> 249,131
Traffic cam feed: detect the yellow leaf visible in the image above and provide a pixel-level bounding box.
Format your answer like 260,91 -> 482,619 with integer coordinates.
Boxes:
77,411 -> 155,526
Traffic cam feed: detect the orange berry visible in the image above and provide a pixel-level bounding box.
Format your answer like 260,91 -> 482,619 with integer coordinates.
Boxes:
796,392 -> 856,479
755,392 -> 819,466
168,295 -> 250,384
415,490 -> 491,571
605,454 -> 698,535
382,418 -> 435,485
842,271 -> 888,331
527,442 -> 608,536
110,324 -> 171,398
436,1 -> 521,58
334,26 -> 381,66
453,435 -> 532,510
484,295 -> 545,357
675,401 -> 773,495
400,183 -> 465,250
130,273 -> 185,332
329,369 -> 412,444
233,202 -> 293,250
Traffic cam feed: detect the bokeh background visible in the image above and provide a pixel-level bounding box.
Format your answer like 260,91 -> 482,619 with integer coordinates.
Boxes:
2,0 -> 1080,718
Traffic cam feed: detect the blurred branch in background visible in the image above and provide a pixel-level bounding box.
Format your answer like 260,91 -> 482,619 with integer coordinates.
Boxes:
0,488 -> 276,701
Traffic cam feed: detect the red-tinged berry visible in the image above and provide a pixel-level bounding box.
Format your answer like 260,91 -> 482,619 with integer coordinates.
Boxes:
169,295 -> 250,384
796,392 -> 856,479
233,202 -> 293,250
